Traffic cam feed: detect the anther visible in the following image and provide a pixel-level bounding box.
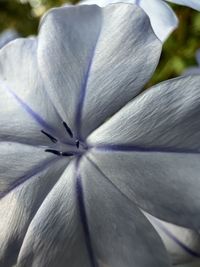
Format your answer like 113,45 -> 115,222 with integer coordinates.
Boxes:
76,140 -> 80,149
45,149 -> 61,156
61,152 -> 74,157
45,149 -> 74,157
41,130 -> 57,143
63,121 -> 73,138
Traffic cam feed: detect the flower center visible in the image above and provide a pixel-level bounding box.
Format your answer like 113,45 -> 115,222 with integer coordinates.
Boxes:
41,121 -> 87,157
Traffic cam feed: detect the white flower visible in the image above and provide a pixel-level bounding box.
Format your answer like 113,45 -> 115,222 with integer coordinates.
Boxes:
1,3 -> 200,267
81,0 -> 200,42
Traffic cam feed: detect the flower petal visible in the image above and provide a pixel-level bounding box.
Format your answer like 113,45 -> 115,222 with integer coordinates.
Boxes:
88,75 -> 200,150
38,4 -> 161,139
88,149 -> 200,230
80,0 -> 138,7
79,156 -> 171,267
16,160 -> 92,267
16,158 -> 171,267
82,0 -> 178,42
87,75 -> 200,228
0,38 -> 67,145
139,0 -> 178,42
0,149 -> 67,267
167,0 -> 200,11
144,212 -> 200,264
0,142 -> 61,197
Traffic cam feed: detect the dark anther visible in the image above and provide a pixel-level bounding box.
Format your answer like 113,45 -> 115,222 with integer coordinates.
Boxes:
45,149 -> 74,157
63,121 -> 73,138
45,149 -> 61,156
41,130 -> 57,143
76,140 -> 80,148
61,152 -> 74,157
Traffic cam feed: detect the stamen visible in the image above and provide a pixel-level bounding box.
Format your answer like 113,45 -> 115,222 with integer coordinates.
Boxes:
63,121 -> 73,138
76,140 -> 80,149
41,130 -> 57,143
61,152 -> 74,157
45,149 -> 74,157
45,149 -> 61,156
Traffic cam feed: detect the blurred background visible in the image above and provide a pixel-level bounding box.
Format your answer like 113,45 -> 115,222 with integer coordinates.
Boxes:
0,0 -> 199,86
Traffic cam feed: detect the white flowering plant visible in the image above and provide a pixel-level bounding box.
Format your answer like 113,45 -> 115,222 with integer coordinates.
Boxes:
1,2 -> 200,267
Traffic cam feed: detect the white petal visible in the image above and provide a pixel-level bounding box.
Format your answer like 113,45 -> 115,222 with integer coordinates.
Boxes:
82,0 -> 178,42
88,76 -> 200,151
38,4 -> 161,139
0,38 -> 67,145
167,0 -> 200,11
86,75 -> 200,228
16,160 -> 92,267
0,152 -> 67,267
0,142 -> 59,196
38,5 -> 102,138
144,212 -> 200,264
17,157 -> 171,267
88,149 -> 200,229
139,0 -> 178,42
79,156 -> 171,267
80,4 -> 161,138
80,0 -> 138,7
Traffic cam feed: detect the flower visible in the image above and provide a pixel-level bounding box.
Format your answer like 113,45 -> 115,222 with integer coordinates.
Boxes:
0,29 -> 19,49
183,49 -> 200,76
1,3 -> 200,267
81,0 -> 200,42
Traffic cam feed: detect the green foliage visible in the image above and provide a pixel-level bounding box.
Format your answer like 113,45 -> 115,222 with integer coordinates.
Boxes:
0,0 -> 38,36
0,1 -> 200,85
0,0 -> 79,36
